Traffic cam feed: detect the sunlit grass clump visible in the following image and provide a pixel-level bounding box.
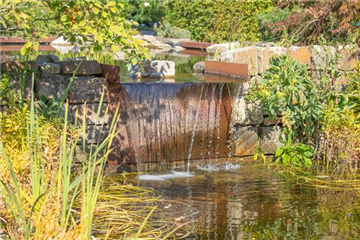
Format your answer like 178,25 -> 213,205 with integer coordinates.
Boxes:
0,76 -> 190,239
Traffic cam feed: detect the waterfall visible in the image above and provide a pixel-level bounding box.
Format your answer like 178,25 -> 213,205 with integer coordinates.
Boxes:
109,82 -> 240,171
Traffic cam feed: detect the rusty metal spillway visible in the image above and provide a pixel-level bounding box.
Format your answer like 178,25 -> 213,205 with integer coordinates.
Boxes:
108,82 -> 241,171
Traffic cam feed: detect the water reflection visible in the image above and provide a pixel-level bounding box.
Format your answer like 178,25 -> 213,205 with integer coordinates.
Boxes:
135,162 -> 360,239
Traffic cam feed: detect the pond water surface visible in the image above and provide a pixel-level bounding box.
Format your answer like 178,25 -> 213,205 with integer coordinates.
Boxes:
134,161 -> 360,239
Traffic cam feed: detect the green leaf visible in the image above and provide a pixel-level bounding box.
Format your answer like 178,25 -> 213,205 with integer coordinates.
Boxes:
108,1 -> 116,7
275,147 -> 284,157
60,14 -> 67,22
20,46 -> 27,55
131,58 -> 138,65
93,7 -> 99,14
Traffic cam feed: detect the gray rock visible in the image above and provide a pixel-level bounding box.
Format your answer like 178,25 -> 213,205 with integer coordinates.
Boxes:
37,74 -> 67,99
64,57 -> 87,61
129,60 -> 175,79
206,42 -> 241,55
259,126 -> 284,154
232,96 -> 263,126
5,73 -> 34,100
60,60 -> 102,76
1,61 -> 38,72
193,61 -> 205,74
68,76 -> 109,103
233,126 -> 259,157
221,47 -> 259,76
70,103 -> 109,125
36,54 -> 60,63
257,47 -> 287,73
39,63 -> 60,74
311,45 -> 336,70
79,125 -> 108,144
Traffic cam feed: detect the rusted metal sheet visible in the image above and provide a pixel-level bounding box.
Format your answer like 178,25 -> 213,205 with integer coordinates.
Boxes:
205,60 -> 249,80
0,36 -> 56,44
180,49 -> 207,57
0,45 -> 56,52
182,41 -> 213,50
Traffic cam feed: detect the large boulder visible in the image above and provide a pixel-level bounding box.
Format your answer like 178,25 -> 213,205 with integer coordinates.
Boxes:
60,60 -> 102,76
259,126 -> 284,154
311,45 -> 336,70
1,61 -> 38,72
36,54 -> 60,63
37,74 -> 67,99
206,42 -> 240,56
129,60 -> 175,79
337,46 -> 359,71
193,61 -> 205,74
288,46 -> 312,66
257,47 -> 287,73
232,95 -> 263,126
221,47 -> 258,76
68,76 -> 109,103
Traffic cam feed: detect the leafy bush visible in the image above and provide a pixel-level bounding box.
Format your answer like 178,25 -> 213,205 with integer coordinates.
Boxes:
165,0 -> 273,43
119,0 -> 167,27
248,56 -> 322,140
257,6 -> 299,43
275,129 -> 314,167
261,1 -> 360,45
155,21 -> 191,39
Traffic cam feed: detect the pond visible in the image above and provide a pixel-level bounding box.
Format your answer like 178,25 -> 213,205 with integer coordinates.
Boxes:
133,161 -> 360,239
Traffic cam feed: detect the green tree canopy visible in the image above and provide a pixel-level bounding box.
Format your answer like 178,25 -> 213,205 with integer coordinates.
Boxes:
0,0 -> 150,62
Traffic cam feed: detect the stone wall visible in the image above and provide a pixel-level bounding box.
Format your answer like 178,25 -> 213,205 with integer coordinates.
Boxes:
207,44 -> 359,77
230,84 -> 284,160
0,55 -> 120,162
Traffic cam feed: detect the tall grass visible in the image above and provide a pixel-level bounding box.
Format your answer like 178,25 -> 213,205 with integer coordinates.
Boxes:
0,71 -> 120,239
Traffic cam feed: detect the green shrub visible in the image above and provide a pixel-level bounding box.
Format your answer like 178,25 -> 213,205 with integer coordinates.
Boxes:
248,56 -> 322,140
248,56 -> 323,167
165,0 -> 273,43
155,21 -> 191,39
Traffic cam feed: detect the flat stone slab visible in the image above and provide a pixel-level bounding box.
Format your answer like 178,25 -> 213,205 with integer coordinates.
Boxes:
70,103 -> 109,125
221,47 -> 258,76
37,74 -> 67,99
205,60 -> 248,79
1,61 -> 38,72
68,76 -> 109,103
257,47 -> 287,73
129,60 -> 175,79
234,126 -> 259,157
39,62 -> 60,74
288,47 -> 311,66
259,126 -> 284,154
60,60 -> 102,76
36,54 -> 60,63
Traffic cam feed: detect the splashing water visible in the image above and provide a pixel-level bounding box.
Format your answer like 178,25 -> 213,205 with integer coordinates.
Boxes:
138,171 -> 194,181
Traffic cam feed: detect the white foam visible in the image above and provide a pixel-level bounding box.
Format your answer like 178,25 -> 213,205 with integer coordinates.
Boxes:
138,171 -> 194,181
223,162 -> 241,171
196,164 -> 220,172
197,162 -> 241,172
